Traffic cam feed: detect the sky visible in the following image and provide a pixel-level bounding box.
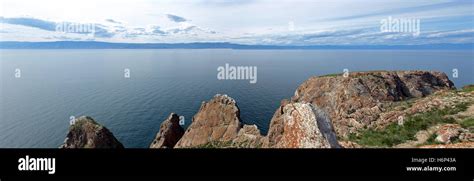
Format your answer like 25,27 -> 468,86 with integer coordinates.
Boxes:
0,0 -> 473,45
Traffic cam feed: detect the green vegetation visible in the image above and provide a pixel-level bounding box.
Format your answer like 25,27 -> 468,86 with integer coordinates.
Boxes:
460,85 -> 474,92
70,118 -> 102,131
348,103 -> 469,147
423,133 -> 438,145
460,117 -> 474,130
195,141 -> 234,148
318,73 -> 341,78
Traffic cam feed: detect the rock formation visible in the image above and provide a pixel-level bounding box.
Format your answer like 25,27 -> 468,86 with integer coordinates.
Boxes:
174,94 -> 243,148
232,124 -> 264,148
60,71 -> 473,148
150,113 -> 185,148
61,116 -> 124,149
435,124 -> 463,144
264,102 -> 340,148
162,94 -> 340,148
291,71 -> 455,138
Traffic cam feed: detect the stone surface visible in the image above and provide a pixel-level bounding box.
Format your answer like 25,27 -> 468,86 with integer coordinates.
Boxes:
291,71 -> 455,138
175,94 -> 242,148
232,124 -> 264,148
61,116 -> 124,149
459,132 -> 474,142
435,124 -> 463,144
150,113 -> 185,148
338,141 -> 361,148
264,103 -> 340,148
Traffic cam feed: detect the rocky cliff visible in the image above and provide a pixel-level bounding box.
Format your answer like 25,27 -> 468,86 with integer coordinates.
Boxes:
150,113 -> 185,148
162,94 -> 339,148
263,102 -> 340,148
174,94 -> 243,148
61,70 -> 473,148
60,116 -> 124,149
291,71 -> 455,138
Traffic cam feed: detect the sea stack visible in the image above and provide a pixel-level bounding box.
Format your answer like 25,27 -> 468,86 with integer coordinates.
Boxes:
60,116 -> 124,148
174,94 -> 242,148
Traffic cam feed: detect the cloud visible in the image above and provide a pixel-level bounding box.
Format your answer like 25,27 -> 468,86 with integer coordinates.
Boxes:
329,1 -> 472,21
197,0 -> 256,7
166,14 -> 187,22
229,26 -> 474,46
150,26 -> 167,35
425,29 -> 474,38
0,17 -> 56,31
1,1 -> 471,47
168,25 -> 196,34
45,35 -> 84,41
299,29 -> 368,40
0,16 -> 117,38
93,24 -> 116,38
105,19 -> 121,24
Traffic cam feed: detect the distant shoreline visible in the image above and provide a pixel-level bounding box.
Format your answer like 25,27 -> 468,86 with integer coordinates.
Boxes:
1,41 -> 472,50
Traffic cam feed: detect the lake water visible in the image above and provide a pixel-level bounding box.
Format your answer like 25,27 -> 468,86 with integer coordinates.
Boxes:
0,49 -> 473,148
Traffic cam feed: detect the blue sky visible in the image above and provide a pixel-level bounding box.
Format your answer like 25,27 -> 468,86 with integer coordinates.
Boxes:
0,0 -> 473,45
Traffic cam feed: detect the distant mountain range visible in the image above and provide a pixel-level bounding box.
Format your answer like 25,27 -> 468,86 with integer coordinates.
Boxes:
0,41 -> 472,50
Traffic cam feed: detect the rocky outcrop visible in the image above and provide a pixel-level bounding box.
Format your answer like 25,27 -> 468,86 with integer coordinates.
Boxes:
291,71 -> 455,138
162,95 -> 339,148
432,123 -> 472,144
150,113 -> 185,148
435,124 -> 463,144
61,116 -> 124,149
264,102 -> 340,148
152,71 -> 459,148
174,94 -> 243,148
61,71 -> 472,148
232,124 -> 264,148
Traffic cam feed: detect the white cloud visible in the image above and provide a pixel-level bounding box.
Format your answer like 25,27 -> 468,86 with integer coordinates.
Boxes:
0,0 -> 472,45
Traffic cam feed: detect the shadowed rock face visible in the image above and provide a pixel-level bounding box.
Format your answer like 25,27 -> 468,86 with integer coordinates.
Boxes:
150,113 -> 185,148
291,71 -> 455,138
264,102 -> 340,148
60,116 -> 124,149
174,94 -> 242,148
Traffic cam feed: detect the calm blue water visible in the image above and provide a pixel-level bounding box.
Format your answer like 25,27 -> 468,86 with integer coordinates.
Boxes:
0,49 -> 473,148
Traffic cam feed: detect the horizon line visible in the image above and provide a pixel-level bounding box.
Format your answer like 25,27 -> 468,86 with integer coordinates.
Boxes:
1,41 -> 473,50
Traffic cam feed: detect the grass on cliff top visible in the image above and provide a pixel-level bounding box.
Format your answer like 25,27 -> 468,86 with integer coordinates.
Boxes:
70,118 -> 102,131
318,73 -> 341,78
461,85 -> 474,92
348,103 -> 469,147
